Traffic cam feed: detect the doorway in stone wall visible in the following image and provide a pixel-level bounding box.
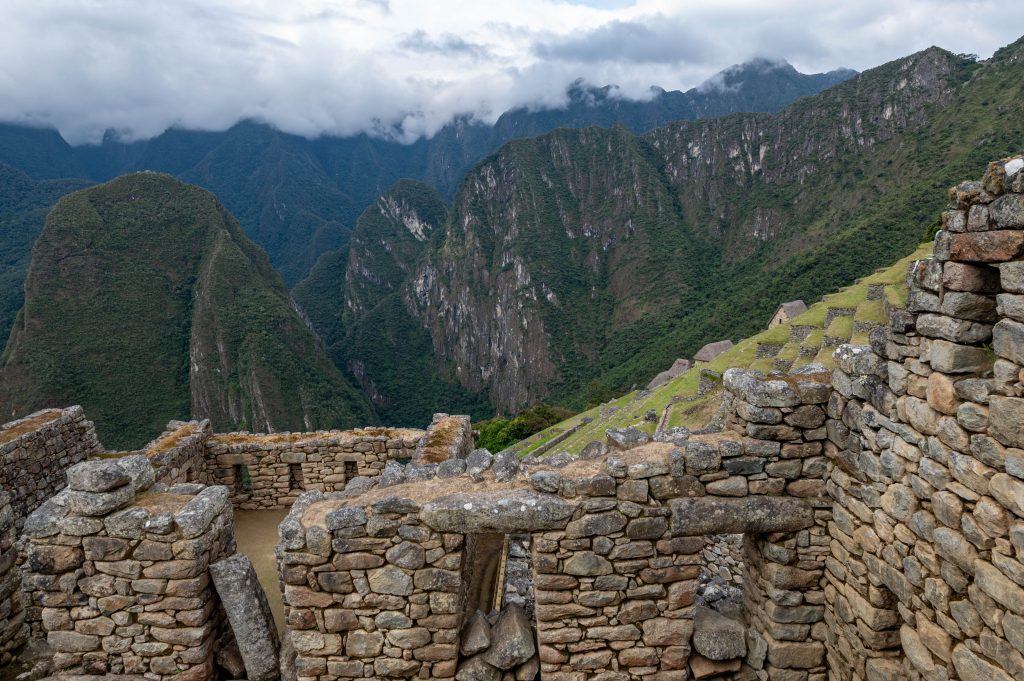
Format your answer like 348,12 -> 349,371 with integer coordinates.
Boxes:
691,533 -> 749,677
456,533 -> 540,680
344,460 -> 357,483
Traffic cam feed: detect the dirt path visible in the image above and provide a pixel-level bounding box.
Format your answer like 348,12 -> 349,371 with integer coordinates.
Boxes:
234,509 -> 289,633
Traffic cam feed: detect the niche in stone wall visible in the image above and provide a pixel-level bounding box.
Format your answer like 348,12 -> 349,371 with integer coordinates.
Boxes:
234,464 -> 252,495
344,460 -> 357,482
288,463 -> 304,491
456,533 -> 540,680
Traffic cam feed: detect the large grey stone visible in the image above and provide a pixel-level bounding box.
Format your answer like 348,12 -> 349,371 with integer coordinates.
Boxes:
671,497 -> 814,536
492,451 -> 520,482
993,319 -> 1024,364
990,397 -> 1024,448
466,449 -> 494,480
421,490 -> 574,533
116,454 -> 156,492
66,460 -> 130,493
916,314 -> 992,343
606,426 -> 649,450
928,340 -> 993,374
174,486 -> 228,538
580,440 -> 609,459
460,610 -> 491,656
209,555 -> 280,681
456,656 -> 500,681
723,369 -> 799,407
999,261 -> 1024,294
481,605 -> 535,670
692,607 -> 746,661
65,484 -> 135,517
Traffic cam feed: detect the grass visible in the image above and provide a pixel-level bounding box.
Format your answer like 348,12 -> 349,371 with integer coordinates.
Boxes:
515,240 -> 933,455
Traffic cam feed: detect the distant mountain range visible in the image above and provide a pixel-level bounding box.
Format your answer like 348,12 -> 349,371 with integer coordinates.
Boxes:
10,40 -> 1024,439
0,57 -> 855,310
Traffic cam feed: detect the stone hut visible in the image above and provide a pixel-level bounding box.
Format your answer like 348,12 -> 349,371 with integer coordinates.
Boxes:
694,340 -> 735,364
768,301 -> 808,329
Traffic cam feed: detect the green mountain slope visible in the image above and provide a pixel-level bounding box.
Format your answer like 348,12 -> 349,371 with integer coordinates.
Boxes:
508,243 -> 931,457
0,173 -> 375,448
0,164 -> 91,343
327,39 -> 1023,419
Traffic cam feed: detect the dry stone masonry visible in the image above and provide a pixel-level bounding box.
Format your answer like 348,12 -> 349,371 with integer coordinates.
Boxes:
0,407 -> 102,527
1,155 -> 1024,681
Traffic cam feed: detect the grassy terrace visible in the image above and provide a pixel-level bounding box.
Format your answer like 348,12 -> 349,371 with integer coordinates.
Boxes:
511,242 -> 932,457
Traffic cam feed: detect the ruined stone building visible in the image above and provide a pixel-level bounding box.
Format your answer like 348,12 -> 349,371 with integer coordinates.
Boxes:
1,155 -> 1023,681
768,302 -> 808,330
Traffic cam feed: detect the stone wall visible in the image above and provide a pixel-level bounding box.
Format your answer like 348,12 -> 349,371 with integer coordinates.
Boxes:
143,420 -> 213,486
205,428 -> 423,510
20,456 -> 237,680
0,406 -> 102,527
0,492 -> 26,665
822,155 -> 1024,681
277,370 -> 834,681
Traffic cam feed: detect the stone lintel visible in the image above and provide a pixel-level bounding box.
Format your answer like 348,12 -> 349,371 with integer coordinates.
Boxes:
671,496 -> 815,536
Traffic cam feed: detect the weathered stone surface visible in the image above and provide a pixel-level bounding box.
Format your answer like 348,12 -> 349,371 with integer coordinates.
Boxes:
492,451 -> 520,482
692,607 -> 746,661
209,555 -> 280,681
466,449 -> 493,480
671,497 -> 814,536
481,605 -> 535,671
949,230 -> 1024,262
606,426 -> 650,450
65,484 -> 135,516
993,319 -> 1024,364
174,485 -> 228,538
421,491 -> 573,533
723,369 -> 799,407
990,397 -> 1024,448
456,656 -> 500,681
928,340 -> 993,373
66,460 -> 130,493
460,611 -> 491,656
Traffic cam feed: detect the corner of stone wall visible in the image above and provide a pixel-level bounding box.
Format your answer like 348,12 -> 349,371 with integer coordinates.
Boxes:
20,454 -> 236,679
823,154 -> 1024,681
0,491 -> 27,664
0,406 -> 102,528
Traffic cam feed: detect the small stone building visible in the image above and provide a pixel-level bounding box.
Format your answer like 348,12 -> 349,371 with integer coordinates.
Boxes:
693,339 -> 734,364
767,300 -> 807,329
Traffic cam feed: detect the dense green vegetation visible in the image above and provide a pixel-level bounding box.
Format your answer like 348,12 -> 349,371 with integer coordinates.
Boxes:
476,403 -> 577,453
0,173 -> 375,448
0,164 -> 90,343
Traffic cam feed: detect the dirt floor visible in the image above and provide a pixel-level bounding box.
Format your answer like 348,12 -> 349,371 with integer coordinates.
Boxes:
234,508 -> 289,633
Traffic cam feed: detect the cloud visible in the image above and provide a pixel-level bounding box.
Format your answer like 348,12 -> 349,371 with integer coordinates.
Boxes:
532,16 -> 715,65
0,0 -> 1017,145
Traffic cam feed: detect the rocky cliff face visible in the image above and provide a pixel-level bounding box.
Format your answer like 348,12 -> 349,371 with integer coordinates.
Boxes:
363,42 -> 1024,415
0,173 -> 375,448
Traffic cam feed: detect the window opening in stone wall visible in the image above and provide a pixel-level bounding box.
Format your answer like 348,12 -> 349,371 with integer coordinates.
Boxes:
288,463 -> 304,491
457,533 -> 539,680
343,460 -> 357,482
233,464 -> 252,494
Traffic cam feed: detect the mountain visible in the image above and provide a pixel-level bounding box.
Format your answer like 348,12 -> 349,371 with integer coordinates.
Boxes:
0,59 -> 854,307
293,180 -> 492,424
0,173 -> 376,449
305,38 -> 1023,420
0,164 -> 91,343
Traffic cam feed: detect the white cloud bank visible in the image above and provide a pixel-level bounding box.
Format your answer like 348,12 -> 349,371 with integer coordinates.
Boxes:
0,0 -> 1017,144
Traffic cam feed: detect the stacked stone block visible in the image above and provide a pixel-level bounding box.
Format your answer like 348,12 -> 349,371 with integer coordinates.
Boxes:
0,492 -> 26,664
20,456 -> 236,680
206,428 -> 423,509
823,156 -> 1024,681
0,406 -> 102,527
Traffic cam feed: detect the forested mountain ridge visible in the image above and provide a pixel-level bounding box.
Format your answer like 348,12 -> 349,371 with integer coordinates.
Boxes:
0,173 -> 376,448
306,39 -> 1024,420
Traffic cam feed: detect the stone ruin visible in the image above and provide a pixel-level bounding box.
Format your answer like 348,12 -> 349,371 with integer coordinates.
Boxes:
0,154 -> 1022,681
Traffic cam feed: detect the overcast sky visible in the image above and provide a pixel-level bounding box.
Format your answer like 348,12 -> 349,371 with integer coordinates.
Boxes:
0,0 -> 1018,145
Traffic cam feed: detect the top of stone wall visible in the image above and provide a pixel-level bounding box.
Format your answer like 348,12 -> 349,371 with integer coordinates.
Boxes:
0,406 -> 85,450
207,426 -> 424,451
412,413 -> 473,464
23,454 -> 228,541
